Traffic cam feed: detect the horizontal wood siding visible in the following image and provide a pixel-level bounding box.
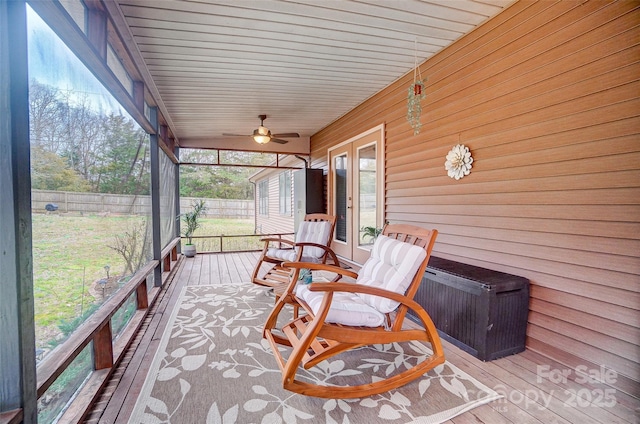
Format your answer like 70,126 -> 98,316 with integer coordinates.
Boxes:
309,0 -> 640,394
255,172 -> 294,236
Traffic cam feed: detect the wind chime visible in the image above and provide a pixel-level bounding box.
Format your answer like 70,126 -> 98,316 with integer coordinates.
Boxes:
407,40 -> 426,135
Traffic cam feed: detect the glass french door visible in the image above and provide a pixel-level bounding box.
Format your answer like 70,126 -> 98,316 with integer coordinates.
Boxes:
329,127 -> 383,264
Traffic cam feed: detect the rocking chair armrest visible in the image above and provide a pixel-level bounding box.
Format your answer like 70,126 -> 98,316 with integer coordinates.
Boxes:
293,241 -> 328,249
281,261 -> 359,280
292,242 -> 341,266
259,237 -> 295,247
307,282 -> 415,307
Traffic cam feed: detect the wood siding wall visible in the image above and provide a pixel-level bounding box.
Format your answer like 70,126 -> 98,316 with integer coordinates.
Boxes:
255,172 -> 295,236
309,0 -> 640,395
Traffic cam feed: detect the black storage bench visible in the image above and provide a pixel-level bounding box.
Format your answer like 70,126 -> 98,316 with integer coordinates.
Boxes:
410,256 -> 529,361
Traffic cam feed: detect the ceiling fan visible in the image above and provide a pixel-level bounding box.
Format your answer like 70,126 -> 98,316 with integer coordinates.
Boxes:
223,114 -> 300,144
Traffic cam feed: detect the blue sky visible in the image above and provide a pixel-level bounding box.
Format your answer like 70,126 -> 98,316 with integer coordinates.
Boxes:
27,4 -> 125,115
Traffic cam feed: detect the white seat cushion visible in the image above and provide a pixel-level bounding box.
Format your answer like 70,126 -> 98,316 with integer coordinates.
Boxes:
295,284 -> 386,327
266,248 -> 298,262
355,235 -> 427,314
266,248 -> 321,263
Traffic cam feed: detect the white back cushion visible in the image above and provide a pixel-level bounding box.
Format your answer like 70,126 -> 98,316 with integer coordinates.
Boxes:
295,220 -> 332,259
265,220 -> 332,263
356,235 -> 427,314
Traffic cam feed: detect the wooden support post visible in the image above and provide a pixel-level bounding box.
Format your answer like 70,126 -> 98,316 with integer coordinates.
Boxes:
93,323 -> 113,371
0,0 -> 37,421
85,1 -> 107,60
160,124 -> 168,143
163,254 -> 171,273
136,281 -> 148,310
150,106 -> 163,287
175,146 -> 181,255
133,80 -> 144,114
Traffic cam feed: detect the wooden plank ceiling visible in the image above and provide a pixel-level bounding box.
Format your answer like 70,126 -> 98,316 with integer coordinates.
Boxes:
114,0 -> 514,153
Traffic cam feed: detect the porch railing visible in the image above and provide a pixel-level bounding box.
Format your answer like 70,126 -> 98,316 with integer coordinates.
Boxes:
31,238 -> 182,424
15,233 -> 294,424
185,232 -> 295,253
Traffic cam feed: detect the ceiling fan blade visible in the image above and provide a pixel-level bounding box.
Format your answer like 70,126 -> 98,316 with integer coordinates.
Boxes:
273,132 -> 300,138
222,133 -> 249,137
270,138 -> 289,144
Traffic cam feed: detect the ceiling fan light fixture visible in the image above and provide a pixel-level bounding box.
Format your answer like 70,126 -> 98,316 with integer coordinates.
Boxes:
252,128 -> 271,144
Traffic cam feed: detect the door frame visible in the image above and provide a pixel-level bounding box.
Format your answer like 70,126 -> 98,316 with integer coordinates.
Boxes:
327,123 -> 385,264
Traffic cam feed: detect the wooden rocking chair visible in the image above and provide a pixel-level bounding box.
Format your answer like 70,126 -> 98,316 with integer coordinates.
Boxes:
252,213 -> 338,288
263,224 -> 444,398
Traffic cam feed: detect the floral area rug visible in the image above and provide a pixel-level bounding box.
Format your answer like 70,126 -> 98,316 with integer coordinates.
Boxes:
129,283 -> 501,424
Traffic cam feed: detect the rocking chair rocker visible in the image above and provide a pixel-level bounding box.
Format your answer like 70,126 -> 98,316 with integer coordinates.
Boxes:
252,213 -> 338,288
263,224 -> 444,398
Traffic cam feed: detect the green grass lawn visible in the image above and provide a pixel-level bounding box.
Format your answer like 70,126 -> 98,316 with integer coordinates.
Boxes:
196,216 -> 254,235
31,213 -> 254,349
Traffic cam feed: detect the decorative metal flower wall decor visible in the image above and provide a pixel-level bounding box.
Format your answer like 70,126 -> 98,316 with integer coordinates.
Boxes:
445,144 -> 473,180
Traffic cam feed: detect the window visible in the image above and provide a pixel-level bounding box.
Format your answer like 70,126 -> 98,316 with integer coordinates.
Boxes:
258,180 -> 268,215
279,170 -> 291,215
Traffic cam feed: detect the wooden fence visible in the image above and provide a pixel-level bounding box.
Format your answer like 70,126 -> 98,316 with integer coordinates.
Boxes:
32,190 -> 254,219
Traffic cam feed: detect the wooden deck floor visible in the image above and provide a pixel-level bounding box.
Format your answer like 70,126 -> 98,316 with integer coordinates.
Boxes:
84,252 -> 639,424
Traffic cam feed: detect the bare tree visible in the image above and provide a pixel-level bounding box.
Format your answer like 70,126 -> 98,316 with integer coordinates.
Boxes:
29,80 -> 66,154
63,90 -> 104,189
108,220 -> 151,276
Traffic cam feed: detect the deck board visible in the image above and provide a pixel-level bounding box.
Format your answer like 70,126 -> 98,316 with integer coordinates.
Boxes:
231,252 -> 253,282
220,254 -> 234,284
224,253 -> 242,283
208,253 -> 221,284
186,253 -> 202,286
84,252 -> 640,424
199,253 -> 211,286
